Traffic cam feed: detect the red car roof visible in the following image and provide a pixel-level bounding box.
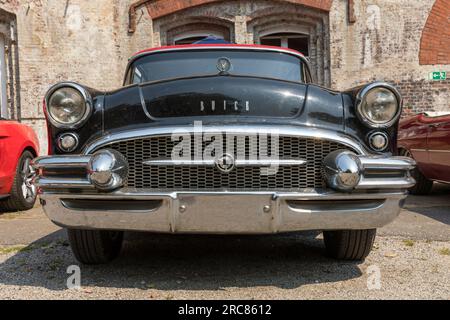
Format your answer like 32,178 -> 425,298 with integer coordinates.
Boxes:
131,44 -> 305,60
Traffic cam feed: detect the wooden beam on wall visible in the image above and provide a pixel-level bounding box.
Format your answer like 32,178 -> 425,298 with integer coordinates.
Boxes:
348,0 -> 356,24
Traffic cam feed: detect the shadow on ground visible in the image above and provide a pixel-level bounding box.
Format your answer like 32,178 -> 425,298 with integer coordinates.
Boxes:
0,202 -> 40,214
0,231 -> 363,292
404,183 -> 450,226
407,206 -> 450,225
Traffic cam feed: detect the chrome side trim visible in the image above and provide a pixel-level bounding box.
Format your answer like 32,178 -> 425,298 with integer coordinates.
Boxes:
34,177 -> 94,189
83,125 -> 368,155
357,176 -> 416,190
360,156 -> 416,171
143,158 -> 307,167
433,180 -> 450,185
33,155 -> 91,169
428,149 -> 450,153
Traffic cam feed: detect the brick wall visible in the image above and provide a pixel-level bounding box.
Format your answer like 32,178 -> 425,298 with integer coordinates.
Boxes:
330,0 -> 449,116
419,0 -> 450,65
394,78 -> 450,117
0,0 -> 448,154
0,0 -> 132,154
142,0 -> 333,19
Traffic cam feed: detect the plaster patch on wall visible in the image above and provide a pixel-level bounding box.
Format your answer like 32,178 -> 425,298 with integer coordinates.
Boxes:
366,5 -> 380,31
65,4 -> 82,31
362,4 -> 381,68
434,91 -> 449,112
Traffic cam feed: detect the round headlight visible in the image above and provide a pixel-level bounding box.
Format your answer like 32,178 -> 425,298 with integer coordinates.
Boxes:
357,84 -> 401,128
46,83 -> 91,128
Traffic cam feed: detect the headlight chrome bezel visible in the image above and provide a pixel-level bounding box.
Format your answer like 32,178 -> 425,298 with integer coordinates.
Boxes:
57,132 -> 80,152
356,82 -> 402,128
45,82 -> 93,129
367,131 -> 389,152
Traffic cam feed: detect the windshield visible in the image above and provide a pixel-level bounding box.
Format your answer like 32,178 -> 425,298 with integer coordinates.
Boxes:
127,50 -> 305,84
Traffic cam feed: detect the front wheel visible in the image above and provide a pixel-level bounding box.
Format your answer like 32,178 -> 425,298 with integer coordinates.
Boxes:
323,229 -> 377,261
0,151 -> 37,211
67,229 -> 124,264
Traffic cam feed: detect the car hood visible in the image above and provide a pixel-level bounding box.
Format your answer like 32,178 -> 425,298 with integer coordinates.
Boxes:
103,77 -> 345,134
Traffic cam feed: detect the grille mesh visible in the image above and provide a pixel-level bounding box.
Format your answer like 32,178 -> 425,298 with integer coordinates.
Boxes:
103,135 -> 354,191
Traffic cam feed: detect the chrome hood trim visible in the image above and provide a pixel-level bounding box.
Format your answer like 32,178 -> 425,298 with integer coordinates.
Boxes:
83,125 -> 368,155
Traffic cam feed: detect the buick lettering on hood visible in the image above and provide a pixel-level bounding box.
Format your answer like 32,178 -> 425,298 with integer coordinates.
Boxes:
33,43 -> 415,264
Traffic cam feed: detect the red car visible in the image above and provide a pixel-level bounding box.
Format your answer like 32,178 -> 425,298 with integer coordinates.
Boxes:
398,113 -> 450,194
0,119 -> 39,211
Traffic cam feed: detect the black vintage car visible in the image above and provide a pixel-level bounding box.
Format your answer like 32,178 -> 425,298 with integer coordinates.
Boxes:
33,44 -> 415,264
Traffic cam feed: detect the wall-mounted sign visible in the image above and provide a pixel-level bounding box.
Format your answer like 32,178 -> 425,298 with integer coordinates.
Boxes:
430,71 -> 447,81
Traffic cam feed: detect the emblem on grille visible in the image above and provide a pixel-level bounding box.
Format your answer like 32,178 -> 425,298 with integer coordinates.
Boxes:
215,153 -> 235,173
217,57 -> 231,72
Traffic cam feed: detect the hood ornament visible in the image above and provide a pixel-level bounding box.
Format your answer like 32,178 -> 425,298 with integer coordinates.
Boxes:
217,57 -> 231,73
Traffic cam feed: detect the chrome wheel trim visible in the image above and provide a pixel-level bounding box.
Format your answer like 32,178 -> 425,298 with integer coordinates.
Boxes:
21,158 -> 36,201
402,149 -> 413,158
401,149 -> 420,183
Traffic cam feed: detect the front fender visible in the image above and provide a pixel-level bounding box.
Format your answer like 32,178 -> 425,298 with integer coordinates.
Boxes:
0,122 -> 39,194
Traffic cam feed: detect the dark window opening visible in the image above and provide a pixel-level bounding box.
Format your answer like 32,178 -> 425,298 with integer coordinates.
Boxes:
0,9 -> 20,120
260,38 -> 281,47
260,32 -> 309,57
175,36 -> 210,45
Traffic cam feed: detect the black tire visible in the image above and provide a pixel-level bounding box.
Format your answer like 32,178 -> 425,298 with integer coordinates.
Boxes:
0,150 -> 37,211
323,229 -> 376,261
67,229 -> 124,264
400,149 -> 433,195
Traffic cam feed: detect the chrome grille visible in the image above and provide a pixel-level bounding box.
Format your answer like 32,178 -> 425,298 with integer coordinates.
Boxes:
104,135 -> 354,191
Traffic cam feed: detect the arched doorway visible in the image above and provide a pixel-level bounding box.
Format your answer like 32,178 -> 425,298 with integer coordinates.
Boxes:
170,23 -> 232,45
156,17 -> 234,46
136,0 -> 330,85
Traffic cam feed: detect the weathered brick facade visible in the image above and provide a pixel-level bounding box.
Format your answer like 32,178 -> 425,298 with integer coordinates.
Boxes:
394,79 -> 450,117
0,0 -> 448,154
419,0 -> 450,65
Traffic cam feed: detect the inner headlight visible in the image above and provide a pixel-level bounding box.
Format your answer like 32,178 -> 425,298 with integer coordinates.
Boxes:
46,85 -> 90,127
357,84 -> 401,127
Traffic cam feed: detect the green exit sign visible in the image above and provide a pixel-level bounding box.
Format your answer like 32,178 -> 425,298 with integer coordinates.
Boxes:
431,71 -> 447,80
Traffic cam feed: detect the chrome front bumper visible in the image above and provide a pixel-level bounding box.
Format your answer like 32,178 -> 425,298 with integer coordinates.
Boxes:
39,190 -> 407,234
33,152 -> 415,234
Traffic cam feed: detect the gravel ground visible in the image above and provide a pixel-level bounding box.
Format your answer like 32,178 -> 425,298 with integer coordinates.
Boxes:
0,184 -> 449,300
0,233 -> 449,299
